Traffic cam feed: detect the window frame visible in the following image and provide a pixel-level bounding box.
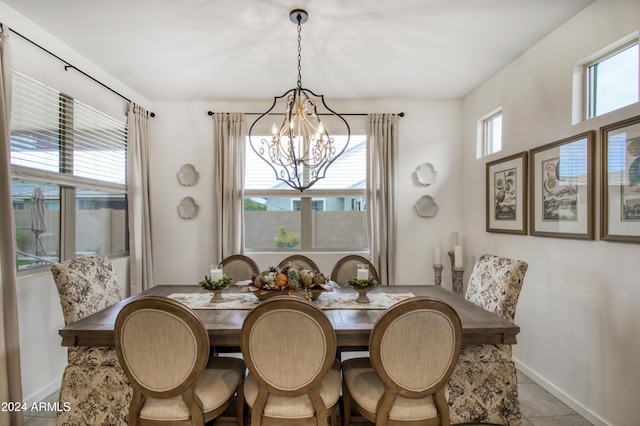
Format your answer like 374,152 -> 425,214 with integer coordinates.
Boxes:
10,71 -> 129,273
583,39 -> 639,120
479,109 -> 503,158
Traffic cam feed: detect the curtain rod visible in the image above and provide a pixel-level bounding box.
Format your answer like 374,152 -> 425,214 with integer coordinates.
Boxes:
207,111 -> 404,117
7,26 -> 155,117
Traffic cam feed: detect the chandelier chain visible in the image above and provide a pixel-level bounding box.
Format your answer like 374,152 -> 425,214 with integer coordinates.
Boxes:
247,9 -> 352,191
296,14 -> 302,89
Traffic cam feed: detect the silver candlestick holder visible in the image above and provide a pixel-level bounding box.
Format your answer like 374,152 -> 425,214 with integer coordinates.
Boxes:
452,267 -> 464,296
448,250 -> 464,295
433,264 -> 443,286
448,250 -> 455,280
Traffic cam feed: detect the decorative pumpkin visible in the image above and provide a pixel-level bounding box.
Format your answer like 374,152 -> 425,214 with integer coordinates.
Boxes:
276,273 -> 288,287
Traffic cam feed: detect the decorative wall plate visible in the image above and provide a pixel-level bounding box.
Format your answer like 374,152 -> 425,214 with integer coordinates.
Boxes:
177,196 -> 199,219
415,194 -> 438,217
416,162 -> 437,185
177,163 -> 199,186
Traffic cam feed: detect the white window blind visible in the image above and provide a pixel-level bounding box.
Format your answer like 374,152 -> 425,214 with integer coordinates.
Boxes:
10,71 -> 127,191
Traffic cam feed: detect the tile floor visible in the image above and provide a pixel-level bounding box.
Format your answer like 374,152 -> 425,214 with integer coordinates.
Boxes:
24,370 -> 592,425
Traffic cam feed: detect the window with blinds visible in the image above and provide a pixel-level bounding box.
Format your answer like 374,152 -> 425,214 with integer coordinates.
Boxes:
10,71 -> 127,189
243,115 -> 368,252
10,71 -> 129,271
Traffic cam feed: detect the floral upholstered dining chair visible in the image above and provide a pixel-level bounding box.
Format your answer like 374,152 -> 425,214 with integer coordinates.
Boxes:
51,255 -> 131,426
447,254 -> 528,426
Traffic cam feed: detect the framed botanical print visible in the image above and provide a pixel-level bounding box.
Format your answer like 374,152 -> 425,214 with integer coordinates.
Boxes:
486,152 -> 528,234
600,115 -> 640,243
529,131 -> 595,239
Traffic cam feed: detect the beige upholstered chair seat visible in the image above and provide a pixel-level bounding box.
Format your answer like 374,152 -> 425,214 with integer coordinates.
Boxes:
140,358 -> 245,421
342,297 -> 462,426
343,357 -> 448,421
241,296 -> 339,425
115,296 -> 245,425
243,358 -> 341,419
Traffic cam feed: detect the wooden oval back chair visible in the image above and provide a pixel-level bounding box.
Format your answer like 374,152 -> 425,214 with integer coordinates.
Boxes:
222,254 -> 260,281
342,296 -> 462,426
330,255 -> 379,286
114,296 -> 245,426
278,254 -> 320,272
240,296 -> 341,426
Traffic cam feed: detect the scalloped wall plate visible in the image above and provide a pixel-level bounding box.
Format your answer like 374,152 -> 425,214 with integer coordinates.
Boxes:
177,196 -> 199,219
415,194 -> 438,217
416,162 -> 437,185
177,163 -> 199,186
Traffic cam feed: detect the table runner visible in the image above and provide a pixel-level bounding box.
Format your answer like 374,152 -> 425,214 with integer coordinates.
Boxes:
168,291 -> 415,310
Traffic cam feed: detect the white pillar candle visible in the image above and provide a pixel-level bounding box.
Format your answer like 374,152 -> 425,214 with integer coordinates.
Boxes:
454,246 -> 463,268
434,244 -> 442,264
450,232 -> 458,249
210,265 -> 223,281
357,264 -> 369,280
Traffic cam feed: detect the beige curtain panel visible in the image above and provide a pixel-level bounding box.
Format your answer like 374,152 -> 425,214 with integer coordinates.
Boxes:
367,113 -> 399,285
0,24 -> 24,426
127,103 -> 154,295
213,112 -> 246,261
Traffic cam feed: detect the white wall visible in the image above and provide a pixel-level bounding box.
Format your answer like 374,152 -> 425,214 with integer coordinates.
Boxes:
461,1 -> 640,425
149,99 -> 462,285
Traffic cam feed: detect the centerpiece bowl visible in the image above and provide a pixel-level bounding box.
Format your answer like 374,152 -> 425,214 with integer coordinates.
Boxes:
249,263 -> 331,301
345,277 -> 380,304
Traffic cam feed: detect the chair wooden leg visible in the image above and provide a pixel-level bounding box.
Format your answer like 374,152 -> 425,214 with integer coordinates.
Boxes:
342,377 -> 351,426
236,377 -> 245,426
330,407 -> 338,426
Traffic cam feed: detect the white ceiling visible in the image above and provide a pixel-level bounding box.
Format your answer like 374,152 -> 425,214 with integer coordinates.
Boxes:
3,0 -> 594,102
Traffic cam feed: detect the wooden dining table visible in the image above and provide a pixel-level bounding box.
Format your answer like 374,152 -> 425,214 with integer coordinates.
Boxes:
59,284 -> 519,348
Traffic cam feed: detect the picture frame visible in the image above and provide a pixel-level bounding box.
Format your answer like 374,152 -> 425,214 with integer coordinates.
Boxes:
600,114 -> 640,243
486,151 -> 528,234
529,131 -> 595,239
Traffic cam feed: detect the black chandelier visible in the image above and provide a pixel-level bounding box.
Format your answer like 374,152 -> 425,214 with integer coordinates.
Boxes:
248,9 -> 351,192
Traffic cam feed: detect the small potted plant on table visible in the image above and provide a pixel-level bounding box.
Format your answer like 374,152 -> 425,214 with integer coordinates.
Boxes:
345,277 -> 379,303
199,274 -> 233,303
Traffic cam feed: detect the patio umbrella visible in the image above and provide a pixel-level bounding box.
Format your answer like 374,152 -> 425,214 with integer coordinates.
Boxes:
30,187 -> 46,255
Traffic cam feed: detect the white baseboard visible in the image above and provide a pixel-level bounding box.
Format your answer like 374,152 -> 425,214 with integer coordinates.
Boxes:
24,378 -> 61,407
513,357 -> 609,426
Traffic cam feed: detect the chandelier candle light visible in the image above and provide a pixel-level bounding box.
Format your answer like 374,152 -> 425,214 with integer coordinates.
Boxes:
248,9 -> 350,191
